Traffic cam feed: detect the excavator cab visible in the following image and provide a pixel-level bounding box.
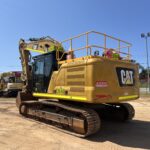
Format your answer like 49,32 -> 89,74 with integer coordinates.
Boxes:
32,51 -> 58,93
32,50 -> 67,93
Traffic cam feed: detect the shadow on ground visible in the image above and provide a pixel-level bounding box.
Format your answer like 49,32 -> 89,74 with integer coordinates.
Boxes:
87,119 -> 150,149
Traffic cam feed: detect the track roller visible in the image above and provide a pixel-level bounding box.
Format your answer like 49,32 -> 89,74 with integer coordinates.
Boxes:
19,100 -> 101,137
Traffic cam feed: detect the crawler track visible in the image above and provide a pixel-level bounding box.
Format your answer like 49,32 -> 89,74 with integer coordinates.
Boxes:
119,103 -> 135,121
19,100 -> 101,137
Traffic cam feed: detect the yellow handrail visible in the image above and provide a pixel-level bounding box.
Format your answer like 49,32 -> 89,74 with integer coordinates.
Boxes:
58,31 -> 132,62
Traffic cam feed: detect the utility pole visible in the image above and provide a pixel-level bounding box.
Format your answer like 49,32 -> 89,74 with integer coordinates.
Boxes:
141,33 -> 150,93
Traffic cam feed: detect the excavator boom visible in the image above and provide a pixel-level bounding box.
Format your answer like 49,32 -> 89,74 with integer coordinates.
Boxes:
19,37 -> 62,91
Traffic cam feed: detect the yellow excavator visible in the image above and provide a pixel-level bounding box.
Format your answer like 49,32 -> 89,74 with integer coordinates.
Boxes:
16,31 -> 139,137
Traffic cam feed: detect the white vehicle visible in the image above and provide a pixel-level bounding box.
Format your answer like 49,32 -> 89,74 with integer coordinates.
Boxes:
0,71 -> 23,97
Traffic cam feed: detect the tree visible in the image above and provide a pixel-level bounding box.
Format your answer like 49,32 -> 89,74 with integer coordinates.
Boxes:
139,69 -> 148,80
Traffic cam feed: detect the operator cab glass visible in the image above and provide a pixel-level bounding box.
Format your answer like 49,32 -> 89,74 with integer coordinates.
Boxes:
32,51 -> 66,93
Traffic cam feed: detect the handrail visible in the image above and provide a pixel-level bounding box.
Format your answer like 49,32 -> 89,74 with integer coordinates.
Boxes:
91,31 -> 132,46
62,45 -> 131,56
61,30 -> 132,46
58,31 -> 132,62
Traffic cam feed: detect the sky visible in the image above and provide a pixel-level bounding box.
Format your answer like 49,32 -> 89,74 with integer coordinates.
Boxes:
0,0 -> 150,72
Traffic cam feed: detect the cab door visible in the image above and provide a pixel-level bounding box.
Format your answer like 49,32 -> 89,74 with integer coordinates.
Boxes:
33,57 -> 45,92
32,52 -> 57,93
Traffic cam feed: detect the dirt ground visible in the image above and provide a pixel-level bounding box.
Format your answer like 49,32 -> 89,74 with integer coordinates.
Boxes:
0,97 -> 150,150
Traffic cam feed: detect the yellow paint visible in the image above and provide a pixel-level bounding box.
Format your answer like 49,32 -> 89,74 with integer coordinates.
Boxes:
33,93 -> 87,101
119,95 -> 138,100
26,48 -> 45,54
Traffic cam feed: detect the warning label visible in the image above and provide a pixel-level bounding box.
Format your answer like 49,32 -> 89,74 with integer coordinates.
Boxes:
95,81 -> 108,88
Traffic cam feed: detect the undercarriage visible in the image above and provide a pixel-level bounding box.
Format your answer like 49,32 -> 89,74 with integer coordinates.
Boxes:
18,98 -> 135,137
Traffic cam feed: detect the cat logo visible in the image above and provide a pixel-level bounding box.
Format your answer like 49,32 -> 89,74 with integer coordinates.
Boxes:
121,70 -> 133,84
116,67 -> 134,86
